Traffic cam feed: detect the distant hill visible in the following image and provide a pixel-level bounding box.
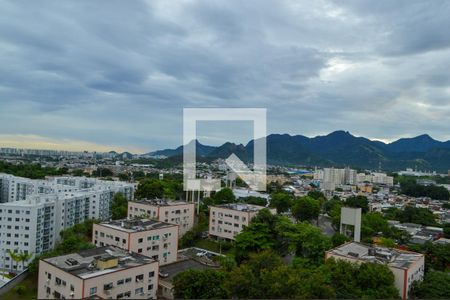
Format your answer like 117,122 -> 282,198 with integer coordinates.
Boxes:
148,131 -> 450,172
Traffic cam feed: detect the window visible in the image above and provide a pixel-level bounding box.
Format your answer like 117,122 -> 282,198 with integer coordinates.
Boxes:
70,285 -> 74,292
138,238 -> 143,243
149,271 -> 155,277
138,248 -> 143,253
148,284 -> 154,290
115,237 -> 120,242
135,287 -> 144,295
103,283 -> 113,291
135,274 -> 144,282
117,279 -> 124,285
89,287 -> 97,296
125,277 -> 132,283
124,291 -> 131,297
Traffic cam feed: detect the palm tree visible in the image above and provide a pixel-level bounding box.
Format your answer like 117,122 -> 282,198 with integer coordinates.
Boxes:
18,251 -> 33,270
6,249 -> 20,274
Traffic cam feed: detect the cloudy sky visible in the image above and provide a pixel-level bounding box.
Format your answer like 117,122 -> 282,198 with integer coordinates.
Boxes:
1,0 -> 450,153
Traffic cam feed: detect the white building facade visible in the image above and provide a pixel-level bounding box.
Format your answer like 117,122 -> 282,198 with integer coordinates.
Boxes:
0,174 -> 135,272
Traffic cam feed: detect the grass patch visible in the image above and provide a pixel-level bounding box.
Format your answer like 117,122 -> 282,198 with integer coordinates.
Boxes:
1,274 -> 38,300
194,239 -> 233,254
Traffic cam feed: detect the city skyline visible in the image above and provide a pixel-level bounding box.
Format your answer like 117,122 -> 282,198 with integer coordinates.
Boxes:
1,1 -> 450,152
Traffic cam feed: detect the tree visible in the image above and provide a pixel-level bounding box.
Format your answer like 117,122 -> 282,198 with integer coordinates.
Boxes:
344,195 -> 369,213
307,190 -> 325,200
269,192 -> 293,213
411,271 -> 450,299
111,192 -> 128,220
321,258 -> 398,299
213,188 -> 235,204
292,196 -> 320,222
92,168 -> 113,177
331,233 -> 349,247
234,222 -> 276,263
14,285 -> 27,296
444,223 -> 450,238
18,251 -> 33,270
7,249 -> 20,273
286,222 -> 332,265
241,196 -> 267,206
385,206 -> 437,226
173,269 -> 230,299
135,178 -> 164,199
361,212 -> 391,239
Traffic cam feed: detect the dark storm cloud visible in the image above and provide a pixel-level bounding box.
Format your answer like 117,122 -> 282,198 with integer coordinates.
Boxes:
0,0 -> 450,151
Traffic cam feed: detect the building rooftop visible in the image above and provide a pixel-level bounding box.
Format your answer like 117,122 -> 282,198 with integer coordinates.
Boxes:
98,218 -> 177,233
133,199 -> 191,207
159,258 -> 216,282
327,242 -> 423,269
43,246 -> 155,279
213,203 -> 267,212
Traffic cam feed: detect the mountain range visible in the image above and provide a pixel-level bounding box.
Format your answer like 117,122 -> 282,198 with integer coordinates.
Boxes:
148,131 -> 450,172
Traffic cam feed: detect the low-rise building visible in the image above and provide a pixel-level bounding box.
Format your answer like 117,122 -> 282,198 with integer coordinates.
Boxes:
93,219 -> 178,265
209,203 -> 276,241
38,246 -> 158,299
128,199 -> 195,236
325,242 -> 425,300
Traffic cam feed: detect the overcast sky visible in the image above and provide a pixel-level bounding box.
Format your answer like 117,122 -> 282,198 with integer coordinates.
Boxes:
1,0 -> 450,153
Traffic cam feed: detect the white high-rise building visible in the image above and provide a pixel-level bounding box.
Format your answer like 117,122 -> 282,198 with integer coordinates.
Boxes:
0,174 -> 135,272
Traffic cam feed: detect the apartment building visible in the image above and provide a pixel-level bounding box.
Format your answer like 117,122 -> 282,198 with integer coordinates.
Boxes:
357,172 -> 394,186
325,242 -> 424,300
314,168 -> 357,191
128,199 -> 195,236
93,219 -> 178,265
209,204 -> 276,241
38,246 -> 158,299
0,174 -> 134,272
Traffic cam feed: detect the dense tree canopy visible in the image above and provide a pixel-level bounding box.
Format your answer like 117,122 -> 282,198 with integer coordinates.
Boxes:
344,195 -> 369,213
173,269 -> 230,299
111,192 -> 128,220
173,251 -> 399,299
269,192 -> 293,213
213,188 -> 236,204
411,271 -> 450,299
292,196 -> 320,222
400,178 -> 450,200
0,161 -> 67,179
385,206 -> 437,226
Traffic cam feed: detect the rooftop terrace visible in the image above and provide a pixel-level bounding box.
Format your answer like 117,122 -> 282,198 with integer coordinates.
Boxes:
327,242 -> 423,269
133,199 -> 191,206
43,246 -> 155,279
98,218 -> 177,233
214,203 -> 268,212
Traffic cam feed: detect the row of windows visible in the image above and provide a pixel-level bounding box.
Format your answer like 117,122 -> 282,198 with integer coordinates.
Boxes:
0,209 -> 31,214
212,211 -> 247,222
0,217 -> 30,222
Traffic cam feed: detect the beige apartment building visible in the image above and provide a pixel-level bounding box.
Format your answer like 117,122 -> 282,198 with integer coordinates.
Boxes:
38,246 -> 159,299
209,204 -> 276,240
93,219 -> 178,265
325,242 -> 424,300
128,199 -> 195,236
